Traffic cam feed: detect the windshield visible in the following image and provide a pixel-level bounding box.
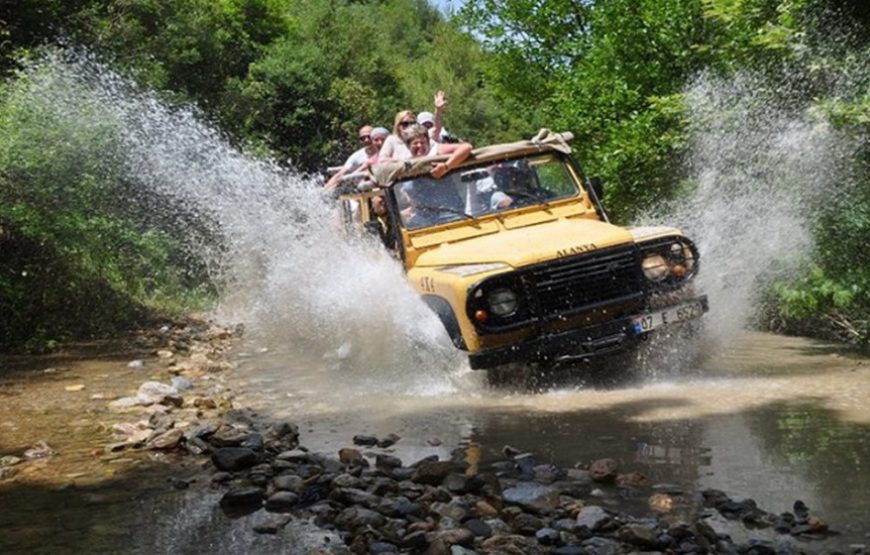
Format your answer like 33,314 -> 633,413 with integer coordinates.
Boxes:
394,154 -> 581,230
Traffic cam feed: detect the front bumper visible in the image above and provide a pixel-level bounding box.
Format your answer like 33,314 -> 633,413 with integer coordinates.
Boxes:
468,295 -> 709,369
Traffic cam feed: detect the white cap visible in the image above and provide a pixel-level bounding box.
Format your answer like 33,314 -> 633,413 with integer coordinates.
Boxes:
417,111 -> 435,126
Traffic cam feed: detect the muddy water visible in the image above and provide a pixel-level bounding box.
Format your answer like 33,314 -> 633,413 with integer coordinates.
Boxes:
235,331 -> 870,549
1,332 -> 869,553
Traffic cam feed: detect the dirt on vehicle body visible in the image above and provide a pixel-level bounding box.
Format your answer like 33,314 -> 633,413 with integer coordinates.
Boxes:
337,130 -> 708,371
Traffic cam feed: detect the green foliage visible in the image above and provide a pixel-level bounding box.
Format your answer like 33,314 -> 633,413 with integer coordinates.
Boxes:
0,62 -> 210,350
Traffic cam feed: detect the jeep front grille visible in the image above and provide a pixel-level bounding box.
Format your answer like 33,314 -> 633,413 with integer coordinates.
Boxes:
527,244 -> 644,317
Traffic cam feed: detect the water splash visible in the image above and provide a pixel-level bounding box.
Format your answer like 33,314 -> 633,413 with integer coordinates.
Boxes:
640,70 -> 859,352
15,48 -> 468,394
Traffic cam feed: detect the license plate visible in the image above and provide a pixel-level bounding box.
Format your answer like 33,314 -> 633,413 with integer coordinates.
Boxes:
631,298 -> 707,335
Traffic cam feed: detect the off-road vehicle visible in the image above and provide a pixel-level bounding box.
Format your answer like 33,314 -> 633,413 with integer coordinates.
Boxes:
336,131 -> 708,371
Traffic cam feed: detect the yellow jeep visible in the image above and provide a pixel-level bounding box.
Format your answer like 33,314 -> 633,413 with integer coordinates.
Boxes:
337,131 -> 708,370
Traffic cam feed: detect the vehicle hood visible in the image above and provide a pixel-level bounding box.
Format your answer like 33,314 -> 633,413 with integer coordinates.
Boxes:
414,218 -> 634,268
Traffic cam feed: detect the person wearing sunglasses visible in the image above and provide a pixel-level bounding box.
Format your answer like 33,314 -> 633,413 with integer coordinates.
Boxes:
324,125 -> 380,189
379,90 -> 451,162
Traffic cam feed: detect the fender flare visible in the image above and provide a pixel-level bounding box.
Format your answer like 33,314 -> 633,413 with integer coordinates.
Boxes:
421,295 -> 467,350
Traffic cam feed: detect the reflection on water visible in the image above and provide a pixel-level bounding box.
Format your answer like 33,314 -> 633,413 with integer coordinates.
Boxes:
2,332 -> 869,553
233,330 -> 870,549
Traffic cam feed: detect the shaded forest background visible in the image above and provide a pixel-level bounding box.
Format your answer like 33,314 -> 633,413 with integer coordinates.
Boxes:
1,0 -> 868,350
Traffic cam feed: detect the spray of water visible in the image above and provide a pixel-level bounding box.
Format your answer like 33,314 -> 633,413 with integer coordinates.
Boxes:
669,70 -> 859,348
15,48 -> 469,394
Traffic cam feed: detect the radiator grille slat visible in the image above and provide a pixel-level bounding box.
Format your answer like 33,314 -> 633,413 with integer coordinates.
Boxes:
528,245 -> 643,316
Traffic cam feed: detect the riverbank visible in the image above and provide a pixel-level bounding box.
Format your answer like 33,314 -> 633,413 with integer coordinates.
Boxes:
3,321 -> 865,554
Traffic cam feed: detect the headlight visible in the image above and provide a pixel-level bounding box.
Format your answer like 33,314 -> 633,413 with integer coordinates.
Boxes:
642,254 -> 669,281
487,288 -> 518,316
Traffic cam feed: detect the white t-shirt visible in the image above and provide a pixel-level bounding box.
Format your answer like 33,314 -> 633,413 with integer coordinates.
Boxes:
342,147 -> 371,172
379,135 -> 412,161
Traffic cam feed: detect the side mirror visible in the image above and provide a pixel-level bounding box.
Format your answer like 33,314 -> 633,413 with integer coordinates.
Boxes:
589,176 -> 604,200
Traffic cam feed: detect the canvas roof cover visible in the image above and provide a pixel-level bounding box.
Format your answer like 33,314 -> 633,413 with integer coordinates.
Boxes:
370,129 -> 574,187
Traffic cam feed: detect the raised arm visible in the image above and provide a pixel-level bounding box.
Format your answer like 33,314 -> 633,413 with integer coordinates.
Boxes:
431,90 -> 447,142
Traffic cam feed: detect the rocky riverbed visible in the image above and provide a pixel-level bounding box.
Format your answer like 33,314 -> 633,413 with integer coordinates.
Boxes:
0,321 -> 859,554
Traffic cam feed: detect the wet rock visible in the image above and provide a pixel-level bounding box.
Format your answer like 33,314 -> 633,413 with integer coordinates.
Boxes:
352,434 -> 379,446
24,440 -> 56,459
458,517 -> 489,538
331,473 -> 363,489
136,381 -> 177,405
266,422 -> 299,453
335,506 -> 386,529
184,421 -> 218,440
210,426 -> 252,447
127,360 -> 145,369
616,471 -> 650,488
168,476 -> 191,490
170,376 -> 193,391
193,397 -> 217,409
581,537 -> 620,555
265,491 -> 298,512
401,530 -> 430,550
219,487 -> 263,516
148,412 -> 175,433
276,449 -> 310,463
617,523 -> 658,547
331,487 -> 381,508
273,474 -> 304,493
147,428 -> 185,450
480,534 -> 540,554
0,456 -> 22,467
0,467 -> 17,480
474,500 -> 500,518
185,437 -> 210,455
576,505 -> 610,531
511,513 -> 545,535
377,433 -> 401,448
534,527 -> 561,545
431,501 -> 469,521
339,448 -> 363,465
551,479 -> 591,498
565,468 -> 592,483
241,433 -> 264,452
532,464 -> 562,484
369,541 -> 399,554
376,454 -> 403,470
412,461 -> 466,486
501,482 -> 560,513
652,483 -> 683,494
212,447 -> 258,471
442,473 -> 471,494
793,500 -> 809,519
648,492 -> 674,513
588,458 -> 618,483
109,396 -> 142,410
435,528 -> 474,546
252,514 -> 292,535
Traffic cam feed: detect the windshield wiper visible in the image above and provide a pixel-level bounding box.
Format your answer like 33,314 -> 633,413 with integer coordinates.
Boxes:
502,189 -> 551,208
415,204 -> 478,222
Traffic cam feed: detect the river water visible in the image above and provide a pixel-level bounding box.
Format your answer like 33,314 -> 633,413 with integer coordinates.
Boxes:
1,331 -> 869,553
